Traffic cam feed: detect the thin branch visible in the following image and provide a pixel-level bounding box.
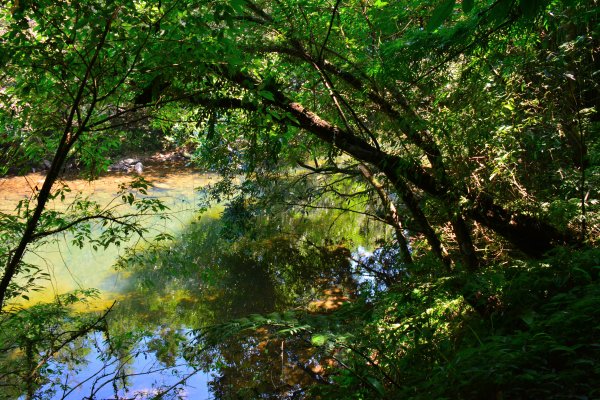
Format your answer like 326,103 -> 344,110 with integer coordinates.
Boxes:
29,302 -> 115,381
0,8 -> 120,310
29,213 -> 150,241
318,0 -> 342,62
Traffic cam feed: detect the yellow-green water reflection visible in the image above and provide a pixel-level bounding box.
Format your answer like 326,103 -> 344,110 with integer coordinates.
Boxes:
0,165 -> 217,306
1,166 -> 378,399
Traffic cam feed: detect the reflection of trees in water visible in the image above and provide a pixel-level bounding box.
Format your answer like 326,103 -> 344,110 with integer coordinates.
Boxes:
208,331 -> 330,399
0,205 -> 370,399
0,295 -> 203,400
0,290 -> 108,399
116,207 -> 365,324
200,282 -> 360,399
114,208 -> 365,399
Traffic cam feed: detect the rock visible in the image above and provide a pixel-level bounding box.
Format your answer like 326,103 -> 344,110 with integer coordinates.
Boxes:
152,182 -> 171,190
108,158 -> 142,172
42,160 -> 52,170
108,163 -> 127,172
133,162 -> 143,174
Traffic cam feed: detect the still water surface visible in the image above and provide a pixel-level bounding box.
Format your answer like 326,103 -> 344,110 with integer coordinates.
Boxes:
0,165 -> 214,305
1,165 -> 369,399
1,165 -> 217,398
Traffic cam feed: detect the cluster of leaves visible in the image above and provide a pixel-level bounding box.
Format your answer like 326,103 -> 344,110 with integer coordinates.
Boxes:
199,247 -> 599,399
0,289 -> 106,399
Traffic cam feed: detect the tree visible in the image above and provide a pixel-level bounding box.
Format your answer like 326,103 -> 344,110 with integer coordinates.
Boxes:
151,0 -> 596,265
0,0 -> 598,398
3,0 -> 596,309
0,1 -> 178,310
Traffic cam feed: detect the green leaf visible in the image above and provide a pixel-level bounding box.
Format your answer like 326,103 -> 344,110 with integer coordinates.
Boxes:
520,310 -> 535,326
250,314 -> 266,323
284,112 -> 300,125
229,0 -> 246,13
462,0 -> 474,13
266,312 -> 281,320
283,310 -> 296,321
258,90 -> 275,101
551,344 -> 580,353
367,377 -> 385,396
572,267 -> 592,282
267,109 -> 283,120
311,334 -> 327,346
427,0 -> 456,32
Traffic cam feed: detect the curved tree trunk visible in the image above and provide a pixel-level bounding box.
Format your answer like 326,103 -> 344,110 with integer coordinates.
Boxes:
190,69 -> 576,259
280,100 -> 575,257
357,164 -> 414,266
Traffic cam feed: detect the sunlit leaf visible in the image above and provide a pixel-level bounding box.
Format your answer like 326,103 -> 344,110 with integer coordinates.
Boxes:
462,0 -> 474,13
311,334 -> 327,346
427,0 -> 456,32
258,90 -> 275,101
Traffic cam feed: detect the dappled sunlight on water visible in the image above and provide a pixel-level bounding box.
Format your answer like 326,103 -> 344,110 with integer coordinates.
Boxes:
1,166 -> 383,399
0,165 -> 217,306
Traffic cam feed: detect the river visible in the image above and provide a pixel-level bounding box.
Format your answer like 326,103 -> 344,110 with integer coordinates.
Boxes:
0,164 -> 374,399
0,164 -> 215,306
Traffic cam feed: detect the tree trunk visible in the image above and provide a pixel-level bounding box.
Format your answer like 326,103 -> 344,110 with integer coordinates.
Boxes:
357,164 -> 413,266
0,13 -> 116,311
281,100 -> 575,257
450,216 -> 480,271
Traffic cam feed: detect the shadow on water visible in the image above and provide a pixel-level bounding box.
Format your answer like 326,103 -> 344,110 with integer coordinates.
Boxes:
1,177 -> 379,399
106,206 -> 364,399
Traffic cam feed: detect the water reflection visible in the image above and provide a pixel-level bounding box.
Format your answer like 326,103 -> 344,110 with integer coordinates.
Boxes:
41,331 -> 210,400
95,197 -> 366,398
1,168 -> 378,399
0,165 -> 215,305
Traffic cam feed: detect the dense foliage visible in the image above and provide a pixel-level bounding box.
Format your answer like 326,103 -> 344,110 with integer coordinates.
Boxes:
0,0 -> 598,398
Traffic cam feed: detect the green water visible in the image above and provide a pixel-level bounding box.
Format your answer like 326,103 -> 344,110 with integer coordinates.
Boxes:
0,166 -> 217,306
0,166 -> 376,399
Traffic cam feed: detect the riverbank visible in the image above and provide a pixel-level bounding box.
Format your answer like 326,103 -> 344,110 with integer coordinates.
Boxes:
3,148 -> 194,177
1,162 -> 201,210
106,149 -> 193,173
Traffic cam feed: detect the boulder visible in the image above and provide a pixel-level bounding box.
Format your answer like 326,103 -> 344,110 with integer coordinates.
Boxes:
133,162 -> 143,174
108,158 -> 141,172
